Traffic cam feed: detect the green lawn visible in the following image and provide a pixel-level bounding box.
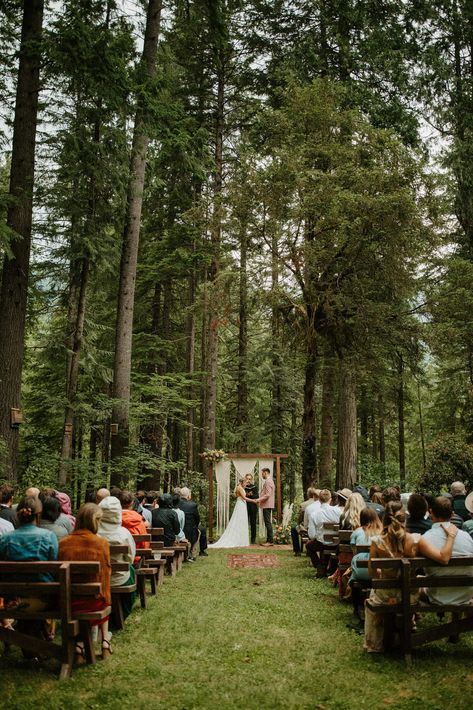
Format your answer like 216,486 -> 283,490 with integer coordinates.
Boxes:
1,549 -> 472,709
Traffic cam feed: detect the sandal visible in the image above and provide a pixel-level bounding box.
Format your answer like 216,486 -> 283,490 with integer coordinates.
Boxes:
74,643 -> 86,666
102,639 -> 113,659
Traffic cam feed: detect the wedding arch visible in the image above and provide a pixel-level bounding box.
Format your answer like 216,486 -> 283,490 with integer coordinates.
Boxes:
202,453 -> 288,542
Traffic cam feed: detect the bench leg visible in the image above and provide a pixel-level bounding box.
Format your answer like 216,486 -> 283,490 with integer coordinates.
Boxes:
59,638 -> 75,680
149,573 -> 157,596
112,595 -> 125,630
137,576 -> 147,609
80,621 -> 96,665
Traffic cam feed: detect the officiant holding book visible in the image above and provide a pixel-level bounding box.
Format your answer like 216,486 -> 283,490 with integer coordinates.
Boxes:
243,473 -> 258,544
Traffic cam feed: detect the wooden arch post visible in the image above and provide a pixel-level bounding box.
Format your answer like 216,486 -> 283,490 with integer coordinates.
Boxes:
204,452 -> 288,542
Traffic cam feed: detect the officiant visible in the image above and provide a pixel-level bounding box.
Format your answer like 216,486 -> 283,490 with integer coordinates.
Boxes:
243,473 -> 258,544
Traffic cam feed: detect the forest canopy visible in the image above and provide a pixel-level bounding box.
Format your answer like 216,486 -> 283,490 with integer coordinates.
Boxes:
1,0 -> 472,505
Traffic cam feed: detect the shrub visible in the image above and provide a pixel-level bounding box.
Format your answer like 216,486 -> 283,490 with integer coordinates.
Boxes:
418,433 -> 473,494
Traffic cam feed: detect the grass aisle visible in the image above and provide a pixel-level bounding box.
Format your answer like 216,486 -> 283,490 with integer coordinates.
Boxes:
1,548 -> 473,709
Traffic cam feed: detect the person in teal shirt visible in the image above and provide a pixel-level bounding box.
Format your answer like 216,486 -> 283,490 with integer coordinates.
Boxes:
0,496 -> 58,586
349,508 -> 383,625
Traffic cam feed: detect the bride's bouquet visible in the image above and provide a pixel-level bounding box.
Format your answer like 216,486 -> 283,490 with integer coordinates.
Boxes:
201,449 -> 227,464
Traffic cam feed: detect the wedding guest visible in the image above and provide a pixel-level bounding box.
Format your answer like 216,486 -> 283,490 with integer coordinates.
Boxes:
306,489 -> 341,577
0,485 -> 18,528
462,492 -> 473,539
55,491 -> 76,530
244,473 -> 258,545
25,487 -> 40,499
303,489 -> 321,530
417,496 -> 473,605
339,493 -> 366,531
179,487 -> 201,561
40,489 -> 73,534
119,491 -> 149,563
406,494 -> 432,534
172,494 -> 187,542
349,508 -> 383,622
364,502 -> 418,653
152,493 -> 180,547
59,503 -> 112,661
98,496 -> 136,622
135,490 -> 152,525
96,488 -> 111,504
291,487 -> 319,556
39,495 -> 68,540
0,497 -> 58,646
450,481 -> 469,522
381,487 -> 400,506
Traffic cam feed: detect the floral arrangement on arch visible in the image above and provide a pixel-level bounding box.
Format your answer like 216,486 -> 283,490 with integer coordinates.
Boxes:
201,449 -> 227,464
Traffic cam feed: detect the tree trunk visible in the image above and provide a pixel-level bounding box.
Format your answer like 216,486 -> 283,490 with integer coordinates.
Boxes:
417,380 -> 427,475
319,353 -> 335,488
359,385 -> 368,457
110,0 -> 162,475
301,328 -> 317,491
398,354 -> 406,490
59,256 -> 90,486
336,360 -> 357,490
378,393 -> 385,465
236,223 -> 248,451
186,264 -> 197,471
203,55 -> 224,453
271,228 -> 283,454
0,0 -> 44,481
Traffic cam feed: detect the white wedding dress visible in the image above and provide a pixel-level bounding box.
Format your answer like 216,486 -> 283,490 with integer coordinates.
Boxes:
209,494 -> 250,548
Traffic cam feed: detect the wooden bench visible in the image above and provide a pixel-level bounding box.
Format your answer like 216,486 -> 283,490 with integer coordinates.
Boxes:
364,556 -> 473,659
148,528 -> 183,576
107,544 -> 138,626
130,535 -> 159,602
0,561 -> 110,679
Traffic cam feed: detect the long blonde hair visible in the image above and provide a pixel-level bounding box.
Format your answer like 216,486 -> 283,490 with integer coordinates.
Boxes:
382,501 -> 406,554
341,492 -> 366,530
234,478 -> 245,496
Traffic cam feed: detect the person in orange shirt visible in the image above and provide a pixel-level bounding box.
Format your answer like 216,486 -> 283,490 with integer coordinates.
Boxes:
119,491 -> 150,564
59,503 -> 112,663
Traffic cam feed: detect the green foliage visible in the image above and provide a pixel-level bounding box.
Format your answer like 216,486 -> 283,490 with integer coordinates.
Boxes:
419,433 -> 473,494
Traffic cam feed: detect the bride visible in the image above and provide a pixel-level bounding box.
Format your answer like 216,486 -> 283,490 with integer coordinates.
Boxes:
209,478 -> 250,548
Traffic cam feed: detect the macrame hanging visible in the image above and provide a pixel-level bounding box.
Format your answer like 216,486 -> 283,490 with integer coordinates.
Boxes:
214,459 -> 232,535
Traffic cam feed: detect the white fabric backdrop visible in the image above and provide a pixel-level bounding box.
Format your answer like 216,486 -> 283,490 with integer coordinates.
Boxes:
215,459 -> 232,535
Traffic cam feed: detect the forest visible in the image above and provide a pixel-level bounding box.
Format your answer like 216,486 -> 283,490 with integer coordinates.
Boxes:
1,0 -> 473,508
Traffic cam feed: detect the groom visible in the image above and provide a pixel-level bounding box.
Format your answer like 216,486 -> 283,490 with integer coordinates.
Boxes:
248,467 -> 274,546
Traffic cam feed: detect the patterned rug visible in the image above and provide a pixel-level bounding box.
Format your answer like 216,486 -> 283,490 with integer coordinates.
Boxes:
227,554 -> 280,569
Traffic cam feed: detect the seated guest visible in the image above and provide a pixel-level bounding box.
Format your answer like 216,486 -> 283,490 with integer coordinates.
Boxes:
381,487 -> 400,506
135,490 -> 152,525
0,516 -> 14,537
96,488 -> 111,504
119,490 -> 149,563
0,495 -> 58,591
306,489 -> 341,578
367,491 -> 385,518
417,496 -> 473,605
364,502 -> 418,653
291,487 -> 319,556
39,495 -> 69,540
406,493 -> 432,535
0,484 -> 18,528
339,492 -> 366,531
55,491 -> 76,531
98,496 -> 136,622
0,496 -> 58,643
152,493 -> 180,547
302,488 -> 321,530
179,487 -> 201,562
462,491 -> 473,539
450,481 -> 469,522
349,508 -> 383,621
59,503 -> 112,660
172,494 -> 187,543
